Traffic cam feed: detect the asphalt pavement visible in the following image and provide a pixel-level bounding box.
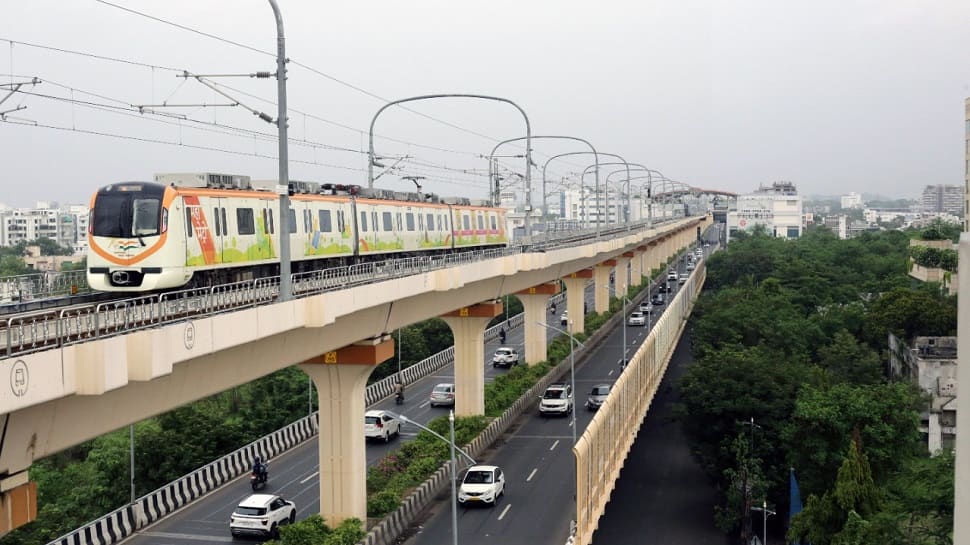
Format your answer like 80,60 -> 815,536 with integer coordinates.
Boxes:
591,323 -> 727,545
120,284 -> 596,544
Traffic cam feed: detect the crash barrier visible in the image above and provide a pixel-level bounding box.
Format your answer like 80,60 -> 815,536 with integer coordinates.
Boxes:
356,279 -> 660,545
572,264 -> 706,545
48,414 -> 317,545
45,290 -> 572,545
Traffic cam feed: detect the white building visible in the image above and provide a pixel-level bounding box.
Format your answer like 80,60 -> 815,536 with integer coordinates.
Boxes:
559,188 -> 621,225
0,203 -> 88,252
889,335 -> 958,453
725,181 -> 803,242
840,192 -> 862,209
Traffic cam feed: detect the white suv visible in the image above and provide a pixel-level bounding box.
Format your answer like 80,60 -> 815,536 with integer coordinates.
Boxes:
229,494 -> 296,539
539,383 -> 573,416
458,465 -> 506,506
364,410 -> 401,443
492,347 -> 519,368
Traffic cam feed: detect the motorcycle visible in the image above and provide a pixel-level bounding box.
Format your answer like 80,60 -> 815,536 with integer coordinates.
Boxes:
395,390 -> 405,405
250,463 -> 269,491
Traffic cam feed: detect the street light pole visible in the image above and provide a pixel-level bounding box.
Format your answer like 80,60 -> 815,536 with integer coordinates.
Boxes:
397,413 -> 475,545
367,94 -> 532,236
536,322 -> 584,447
449,411 -> 458,545
129,424 -> 135,504
267,0 -> 291,301
751,500 -> 776,545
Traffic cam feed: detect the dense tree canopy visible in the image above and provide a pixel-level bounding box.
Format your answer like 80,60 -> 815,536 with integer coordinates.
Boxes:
677,227 -> 953,542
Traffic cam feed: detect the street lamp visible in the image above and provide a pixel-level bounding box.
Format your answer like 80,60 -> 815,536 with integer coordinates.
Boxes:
398,412 -> 476,545
536,322 -> 585,447
751,500 -> 776,545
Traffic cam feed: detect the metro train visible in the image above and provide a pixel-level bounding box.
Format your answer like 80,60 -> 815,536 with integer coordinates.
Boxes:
86,172 -> 509,292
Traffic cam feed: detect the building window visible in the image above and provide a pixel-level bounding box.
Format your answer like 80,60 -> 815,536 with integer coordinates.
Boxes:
787,226 -> 799,238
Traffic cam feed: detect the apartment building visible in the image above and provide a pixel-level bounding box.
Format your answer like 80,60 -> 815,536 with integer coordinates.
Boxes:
725,181 -> 803,242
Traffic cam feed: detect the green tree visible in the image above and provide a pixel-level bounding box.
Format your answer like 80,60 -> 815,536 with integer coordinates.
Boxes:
783,383 -> 922,496
862,287 -> 956,348
789,433 -> 881,545
28,237 -> 74,256
678,344 -> 816,505
0,254 -> 29,277
817,330 -> 882,385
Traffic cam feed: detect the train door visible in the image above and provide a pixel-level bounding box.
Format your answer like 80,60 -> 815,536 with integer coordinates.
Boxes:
211,197 -> 229,263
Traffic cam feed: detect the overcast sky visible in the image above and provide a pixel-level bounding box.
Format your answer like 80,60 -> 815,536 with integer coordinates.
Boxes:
2,0 -> 969,209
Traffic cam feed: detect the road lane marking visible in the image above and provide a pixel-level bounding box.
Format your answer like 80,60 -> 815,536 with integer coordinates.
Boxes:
141,531 -> 233,542
549,440 -> 560,451
498,503 -> 512,520
608,369 -> 614,376
419,400 -> 430,408
527,468 -> 538,481
300,471 -> 319,484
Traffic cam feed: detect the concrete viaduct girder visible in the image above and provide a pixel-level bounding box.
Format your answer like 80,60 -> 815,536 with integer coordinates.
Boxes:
0,215 -> 711,532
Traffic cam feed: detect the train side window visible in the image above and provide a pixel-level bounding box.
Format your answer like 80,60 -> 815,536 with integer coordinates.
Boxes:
303,210 -> 310,233
262,209 -> 268,234
477,214 -> 484,230
222,208 -> 228,235
288,208 -> 297,234
319,210 -> 332,232
185,207 -> 193,238
463,215 -> 470,231
490,215 -> 497,230
372,212 -> 378,232
337,210 -> 345,233
360,211 -> 368,232
426,213 -> 434,230
417,213 -> 424,231
237,208 -> 255,235
406,213 -> 415,231
213,208 -> 222,236
382,212 -> 393,231
267,209 -> 275,234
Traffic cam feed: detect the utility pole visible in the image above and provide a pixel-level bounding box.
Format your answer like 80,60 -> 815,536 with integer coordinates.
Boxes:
268,0 -> 292,301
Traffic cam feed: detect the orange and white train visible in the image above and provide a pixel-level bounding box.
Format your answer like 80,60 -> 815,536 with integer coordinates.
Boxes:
86,173 -> 509,292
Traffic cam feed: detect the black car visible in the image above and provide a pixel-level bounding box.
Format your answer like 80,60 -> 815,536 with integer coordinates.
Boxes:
651,293 -> 665,305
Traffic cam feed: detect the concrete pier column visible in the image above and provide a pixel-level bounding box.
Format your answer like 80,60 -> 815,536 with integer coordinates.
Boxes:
442,301 -> 503,416
630,247 -> 645,286
515,283 -> 561,364
0,473 -> 36,534
300,336 -> 394,527
594,260 -> 615,314
562,270 -> 592,335
616,254 -> 632,296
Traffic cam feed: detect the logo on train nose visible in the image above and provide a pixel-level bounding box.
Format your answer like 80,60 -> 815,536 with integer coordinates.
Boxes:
111,240 -> 141,252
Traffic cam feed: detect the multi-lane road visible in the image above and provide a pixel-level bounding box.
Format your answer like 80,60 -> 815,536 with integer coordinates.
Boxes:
401,245 -> 716,545
119,240 -> 716,545
121,283 -> 599,544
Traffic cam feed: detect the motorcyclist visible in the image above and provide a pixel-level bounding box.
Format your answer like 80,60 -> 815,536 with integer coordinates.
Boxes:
394,381 -> 405,404
252,456 -> 267,482
499,327 -> 507,344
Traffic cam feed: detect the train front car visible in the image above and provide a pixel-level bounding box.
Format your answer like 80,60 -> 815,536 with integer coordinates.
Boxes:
87,182 -> 187,292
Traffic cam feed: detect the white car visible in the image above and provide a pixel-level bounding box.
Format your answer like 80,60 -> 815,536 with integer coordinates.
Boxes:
229,494 -> 296,539
430,383 -> 456,407
638,302 -> 653,313
458,465 -> 506,506
492,347 -> 519,368
667,271 -> 678,282
627,311 -> 647,326
539,383 -> 573,416
686,262 -> 695,271
364,410 -> 401,443
559,310 -> 569,326
679,273 -> 689,284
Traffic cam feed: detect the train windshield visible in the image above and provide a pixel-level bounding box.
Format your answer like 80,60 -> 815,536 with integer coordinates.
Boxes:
92,191 -> 163,238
